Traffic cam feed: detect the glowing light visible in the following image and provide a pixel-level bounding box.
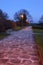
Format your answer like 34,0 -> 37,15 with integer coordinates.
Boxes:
20,14 -> 24,19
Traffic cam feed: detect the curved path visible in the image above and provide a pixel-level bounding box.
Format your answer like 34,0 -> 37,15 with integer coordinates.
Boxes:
0,26 -> 41,65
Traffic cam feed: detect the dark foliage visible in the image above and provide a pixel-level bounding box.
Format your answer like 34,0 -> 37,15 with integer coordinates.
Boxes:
14,9 -> 30,26
0,9 -> 12,32
39,15 -> 43,23
0,9 -> 8,20
32,23 -> 43,29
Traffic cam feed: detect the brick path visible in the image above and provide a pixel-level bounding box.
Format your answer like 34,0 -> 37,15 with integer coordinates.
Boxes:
0,26 -> 41,65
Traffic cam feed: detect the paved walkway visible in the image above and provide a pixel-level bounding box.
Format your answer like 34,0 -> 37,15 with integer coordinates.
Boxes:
0,26 -> 41,65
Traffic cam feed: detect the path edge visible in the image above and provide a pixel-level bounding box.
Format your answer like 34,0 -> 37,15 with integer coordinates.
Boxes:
33,34 -> 43,65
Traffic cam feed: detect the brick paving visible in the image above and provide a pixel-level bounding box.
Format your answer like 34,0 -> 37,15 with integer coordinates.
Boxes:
0,26 -> 41,65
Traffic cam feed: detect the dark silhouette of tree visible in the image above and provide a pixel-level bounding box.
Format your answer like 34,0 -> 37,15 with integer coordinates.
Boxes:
0,9 -> 8,20
39,15 -> 43,23
20,9 -> 33,23
0,22 -> 5,32
28,15 -> 33,23
39,15 -> 43,26
0,9 -> 10,32
14,9 -> 32,26
14,9 -> 28,21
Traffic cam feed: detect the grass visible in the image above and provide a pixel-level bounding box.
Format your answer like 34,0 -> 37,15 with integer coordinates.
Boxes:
34,29 -> 43,33
13,26 -> 28,31
13,26 -> 22,31
33,28 -> 43,59
0,33 -> 10,40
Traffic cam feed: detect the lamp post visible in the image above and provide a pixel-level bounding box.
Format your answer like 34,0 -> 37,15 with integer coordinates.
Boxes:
20,14 -> 24,19
20,14 -> 24,26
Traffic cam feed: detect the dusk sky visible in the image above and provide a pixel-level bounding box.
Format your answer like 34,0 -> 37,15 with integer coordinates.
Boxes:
0,0 -> 43,23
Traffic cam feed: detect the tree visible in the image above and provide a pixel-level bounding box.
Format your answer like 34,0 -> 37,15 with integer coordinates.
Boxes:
0,9 -> 8,20
0,9 -> 9,32
39,15 -> 43,26
14,9 -> 28,21
14,9 -> 32,26
39,15 -> 43,23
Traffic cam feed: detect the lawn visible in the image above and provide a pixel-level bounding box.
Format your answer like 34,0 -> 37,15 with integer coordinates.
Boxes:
0,33 -> 10,40
33,29 -> 43,60
13,26 -> 28,31
13,26 -> 22,31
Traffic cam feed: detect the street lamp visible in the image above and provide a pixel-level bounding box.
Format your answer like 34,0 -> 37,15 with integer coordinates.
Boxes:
20,14 -> 24,26
20,14 -> 24,19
